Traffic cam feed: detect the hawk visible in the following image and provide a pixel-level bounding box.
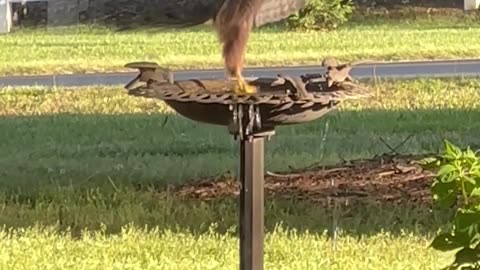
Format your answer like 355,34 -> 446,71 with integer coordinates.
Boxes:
105,0 -> 307,95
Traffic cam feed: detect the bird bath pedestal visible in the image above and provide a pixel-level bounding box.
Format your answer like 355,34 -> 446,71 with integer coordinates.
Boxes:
125,62 -> 370,270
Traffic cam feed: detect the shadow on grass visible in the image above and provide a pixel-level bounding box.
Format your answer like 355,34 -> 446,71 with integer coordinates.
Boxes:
0,108 -> 477,237
0,192 -> 453,238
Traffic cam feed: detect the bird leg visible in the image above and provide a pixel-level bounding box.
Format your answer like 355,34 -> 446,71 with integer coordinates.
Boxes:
232,69 -> 257,95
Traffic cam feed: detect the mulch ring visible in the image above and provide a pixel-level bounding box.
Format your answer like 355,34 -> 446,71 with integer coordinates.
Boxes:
172,153 -> 437,205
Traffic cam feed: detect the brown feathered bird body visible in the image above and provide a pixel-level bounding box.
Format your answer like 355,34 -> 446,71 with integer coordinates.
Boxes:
104,0 -> 306,94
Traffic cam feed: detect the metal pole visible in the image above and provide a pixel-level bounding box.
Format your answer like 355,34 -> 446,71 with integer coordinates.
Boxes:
239,137 -> 265,270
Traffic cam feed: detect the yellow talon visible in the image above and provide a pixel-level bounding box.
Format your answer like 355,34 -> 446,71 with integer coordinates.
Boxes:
233,75 -> 257,95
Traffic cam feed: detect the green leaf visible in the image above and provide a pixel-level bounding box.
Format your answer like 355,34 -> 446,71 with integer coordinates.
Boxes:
451,247 -> 480,269
437,164 -> 458,183
431,233 -> 467,251
465,176 -> 478,186
471,166 -> 480,177
432,181 -> 457,208
464,179 -> 480,199
454,212 -> 480,247
437,164 -> 457,175
444,140 -> 463,160
465,183 -> 477,200
441,172 -> 459,184
465,147 -> 477,159
456,211 -> 480,231
470,188 -> 480,198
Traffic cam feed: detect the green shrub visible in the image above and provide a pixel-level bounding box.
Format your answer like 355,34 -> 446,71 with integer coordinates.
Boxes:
421,141 -> 480,270
287,0 -> 355,31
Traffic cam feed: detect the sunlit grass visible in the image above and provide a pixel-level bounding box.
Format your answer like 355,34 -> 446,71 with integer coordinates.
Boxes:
1,19 -> 480,75
0,225 -> 452,270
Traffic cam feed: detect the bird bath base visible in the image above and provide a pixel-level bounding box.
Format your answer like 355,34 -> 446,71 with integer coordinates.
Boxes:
125,62 -> 370,270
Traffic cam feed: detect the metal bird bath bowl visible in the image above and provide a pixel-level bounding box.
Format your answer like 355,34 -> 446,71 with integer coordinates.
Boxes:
124,61 -> 370,270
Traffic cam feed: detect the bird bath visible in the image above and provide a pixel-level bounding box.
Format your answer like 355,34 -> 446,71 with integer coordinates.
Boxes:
124,61 -> 370,270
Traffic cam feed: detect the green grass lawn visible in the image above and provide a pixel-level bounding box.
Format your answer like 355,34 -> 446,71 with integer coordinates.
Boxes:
0,78 -> 479,269
2,18 -> 480,75
0,225 -> 452,270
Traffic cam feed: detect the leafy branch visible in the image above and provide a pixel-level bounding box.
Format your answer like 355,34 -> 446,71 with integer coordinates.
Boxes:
420,140 -> 480,270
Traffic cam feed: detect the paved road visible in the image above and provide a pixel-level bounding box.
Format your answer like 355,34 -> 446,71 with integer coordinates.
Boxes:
1,59 -> 479,87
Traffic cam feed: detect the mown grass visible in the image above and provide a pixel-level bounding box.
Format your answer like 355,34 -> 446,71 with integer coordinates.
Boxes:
2,17 -> 480,75
0,225 -> 453,270
0,78 -> 479,269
